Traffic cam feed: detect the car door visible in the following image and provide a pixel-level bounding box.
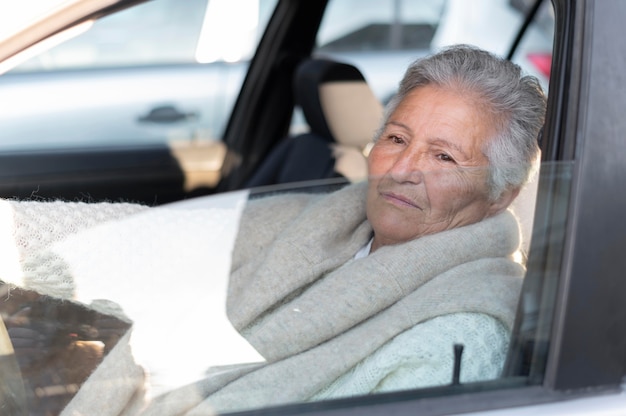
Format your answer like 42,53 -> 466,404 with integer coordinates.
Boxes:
2,0 -> 626,414
0,0 -> 275,205
218,0 -> 626,412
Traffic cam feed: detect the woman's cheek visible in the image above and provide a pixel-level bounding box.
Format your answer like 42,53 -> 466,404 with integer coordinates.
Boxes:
367,146 -> 391,179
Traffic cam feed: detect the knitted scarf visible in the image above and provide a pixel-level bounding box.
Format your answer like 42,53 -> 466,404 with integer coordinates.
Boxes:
142,182 -> 524,415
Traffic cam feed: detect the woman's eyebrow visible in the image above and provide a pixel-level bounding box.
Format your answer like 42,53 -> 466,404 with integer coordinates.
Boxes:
386,122 -> 472,160
386,120 -> 412,132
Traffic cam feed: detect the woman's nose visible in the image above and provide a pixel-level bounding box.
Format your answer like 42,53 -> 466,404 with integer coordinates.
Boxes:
388,149 -> 425,184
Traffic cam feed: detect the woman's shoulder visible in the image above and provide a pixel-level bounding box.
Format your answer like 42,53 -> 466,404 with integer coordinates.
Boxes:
313,312 -> 509,400
385,313 -> 509,362
370,312 -> 509,390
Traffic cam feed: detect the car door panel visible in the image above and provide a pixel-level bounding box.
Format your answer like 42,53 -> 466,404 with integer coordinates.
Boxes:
0,146 -> 186,204
0,61 -> 246,203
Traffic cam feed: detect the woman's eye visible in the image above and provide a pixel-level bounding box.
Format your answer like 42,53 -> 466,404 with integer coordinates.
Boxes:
389,135 -> 405,144
437,153 -> 456,163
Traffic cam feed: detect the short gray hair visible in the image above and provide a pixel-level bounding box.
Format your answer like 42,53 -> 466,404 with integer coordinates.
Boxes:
380,44 -> 547,200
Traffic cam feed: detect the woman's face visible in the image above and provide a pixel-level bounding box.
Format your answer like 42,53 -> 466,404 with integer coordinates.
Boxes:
367,85 -> 508,251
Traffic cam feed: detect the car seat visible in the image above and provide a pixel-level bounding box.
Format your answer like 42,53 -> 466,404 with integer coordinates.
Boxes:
245,58 -> 384,188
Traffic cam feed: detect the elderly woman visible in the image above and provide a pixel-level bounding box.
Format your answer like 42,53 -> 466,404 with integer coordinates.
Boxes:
192,44 -> 546,410
1,45 -> 545,415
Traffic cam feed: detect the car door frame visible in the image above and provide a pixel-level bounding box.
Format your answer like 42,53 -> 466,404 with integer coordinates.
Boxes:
217,0 -> 329,192
223,0 -> 626,414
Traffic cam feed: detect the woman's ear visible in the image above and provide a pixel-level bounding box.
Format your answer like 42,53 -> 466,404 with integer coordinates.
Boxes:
487,187 -> 520,216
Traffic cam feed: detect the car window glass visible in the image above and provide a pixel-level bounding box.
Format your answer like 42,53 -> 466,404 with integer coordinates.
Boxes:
10,0 -> 209,72
0,1 -> 569,414
290,0 -> 553,144
315,0 -> 445,103
0,0 -> 277,151
9,0 -> 279,72
317,0 -> 445,52
509,0 -> 554,89
0,0 -> 68,40
287,0 -> 554,183
309,0 -> 553,110
1,160 -> 572,414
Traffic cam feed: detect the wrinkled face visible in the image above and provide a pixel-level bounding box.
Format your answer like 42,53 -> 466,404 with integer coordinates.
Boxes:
367,85 -> 505,251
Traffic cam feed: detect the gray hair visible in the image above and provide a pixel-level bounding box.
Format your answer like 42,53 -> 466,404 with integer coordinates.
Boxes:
379,44 -> 547,200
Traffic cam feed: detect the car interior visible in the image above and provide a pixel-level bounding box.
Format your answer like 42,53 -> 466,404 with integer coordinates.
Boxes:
208,0 -> 559,404
246,58 -> 382,188
7,0 -> 611,415
242,50 -> 545,384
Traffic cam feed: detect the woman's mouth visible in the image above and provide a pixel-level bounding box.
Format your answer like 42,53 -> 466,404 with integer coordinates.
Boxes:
380,192 -> 422,209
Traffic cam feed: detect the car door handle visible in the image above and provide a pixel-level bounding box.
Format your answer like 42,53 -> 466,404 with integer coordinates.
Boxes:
138,105 -> 198,123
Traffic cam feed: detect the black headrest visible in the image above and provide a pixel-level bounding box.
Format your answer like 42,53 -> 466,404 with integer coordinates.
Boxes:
294,58 -> 366,142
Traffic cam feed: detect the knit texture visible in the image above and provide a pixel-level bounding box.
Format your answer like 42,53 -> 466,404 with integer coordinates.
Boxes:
313,312 -> 509,399
1,192 -> 253,414
0,199 -> 147,299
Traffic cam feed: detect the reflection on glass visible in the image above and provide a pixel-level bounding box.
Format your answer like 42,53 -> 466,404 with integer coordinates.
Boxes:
0,21 -> 94,75
196,0 -> 260,63
9,0 -> 210,72
0,24 -> 562,414
0,159 -> 572,414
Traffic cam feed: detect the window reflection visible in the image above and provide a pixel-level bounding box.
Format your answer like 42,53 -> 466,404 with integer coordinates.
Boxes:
0,160 -> 573,414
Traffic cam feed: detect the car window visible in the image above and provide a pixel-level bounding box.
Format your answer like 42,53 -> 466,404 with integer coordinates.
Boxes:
508,0 -> 554,87
0,0 -> 277,150
0,0 -> 68,40
1,1 -> 578,415
9,0 -> 209,71
285,0 -> 553,183
312,0 -> 553,106
288,0 -> 553,150
9,0 -> 278,72
0,160 -> 572,414
315,0 -> 445,104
